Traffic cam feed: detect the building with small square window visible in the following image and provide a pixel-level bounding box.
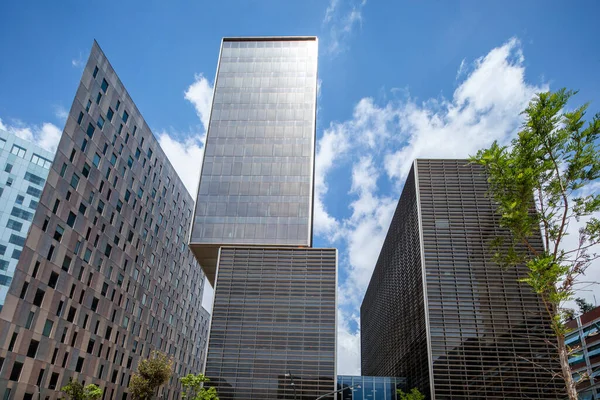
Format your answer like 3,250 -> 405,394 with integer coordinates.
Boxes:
361,159 -> 565,399
0,41 -> 209,399
0,129 -> 54,311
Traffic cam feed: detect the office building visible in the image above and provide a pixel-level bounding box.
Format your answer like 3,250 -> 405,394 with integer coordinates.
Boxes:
337,375 -> 406,400
0,41 -> 208,399
190,37 -> 337,400
0,130 -> 54,311
566,306 -> 600,399
361,159 -> 564,399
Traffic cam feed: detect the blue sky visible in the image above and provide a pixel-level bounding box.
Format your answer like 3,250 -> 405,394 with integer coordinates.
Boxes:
1,0 -> 599,375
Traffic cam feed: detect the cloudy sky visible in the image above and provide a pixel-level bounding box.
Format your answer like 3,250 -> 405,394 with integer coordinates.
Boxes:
1,0 -> 599,375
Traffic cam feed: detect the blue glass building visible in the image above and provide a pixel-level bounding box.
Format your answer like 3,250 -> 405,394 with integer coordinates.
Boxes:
0,129 -> 53,310
337,376 -> 406,400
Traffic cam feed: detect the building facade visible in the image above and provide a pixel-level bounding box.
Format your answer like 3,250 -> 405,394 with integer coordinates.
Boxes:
0,130 -> 54,311
337,376 -> 406,400
190,37 -> 337,400
0,41 -> 208,399
566,306 -> 600,399
361,159 -> 564,399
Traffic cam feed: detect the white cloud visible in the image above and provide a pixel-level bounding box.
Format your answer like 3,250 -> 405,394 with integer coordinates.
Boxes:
323,0 -> 367,54
314,37 -> 558,372
456,58 -> 467,80
54,105 -> 69,123
184,74 -> 214,132
72,52 -> 85,68
337,309 -> 361,375
0,118 -> 62,153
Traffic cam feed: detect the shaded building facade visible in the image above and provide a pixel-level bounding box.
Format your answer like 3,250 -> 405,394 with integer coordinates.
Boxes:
361,159 -> 564,399
0,130 -> 54,310
190,37 -> 337,400
0,42 -> 208,399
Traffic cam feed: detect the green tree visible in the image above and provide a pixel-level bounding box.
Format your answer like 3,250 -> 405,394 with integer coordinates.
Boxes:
396,388 -> 425,400
575,297 -> 595,314
180,373 -> 219,400
470,88 -> 600,400
61,378 -> 102,400
129,350 -> 173,400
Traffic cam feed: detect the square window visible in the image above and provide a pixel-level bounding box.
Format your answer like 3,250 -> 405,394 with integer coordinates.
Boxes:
107,108 -> 114,121
15,195 -> 24,205
70,173 -> 80,189
97,116 -> 105,129
101,79 -> 109,93
93,153 -> 101,168
5,163 -> 12,173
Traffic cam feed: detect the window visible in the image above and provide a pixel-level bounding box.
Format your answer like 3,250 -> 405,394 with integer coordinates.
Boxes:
67,211 -> 77,227
97,116 -> 105,129
127,156 -> 133,168
42,319 -> 53,337
0,138 -> 5,148
87,338 -> 95,354
53,225 -> 64,242
33,288 -> 45,306
105,244 -> 112,257
62,255 -> 72,272
25,311 -> 34,329
84,248 -> 92,262
93,152 -> 101,167
116,100 -> 121,110
24,172 -> 45,186
8,332 -> 17,351
86,123 -> 95,138
135,147 -> 141,159
9,234 -> 25,247
28,199 -> 38,210
48,272 -> 59,289
26,186 -> 42,198
93,66 -> 99,78
86,99 -> 92,112
15,195 -> 24,205
77,111 -> 84,124
70,173 -> 80,189
27,339 -> 39,358
56,300 -> 64,316
110,153 -> 117,166
10,144 -> 26,158
118,124 -> 123,134
107,107 -> 114,121
9,361 -> 23,381
49,372 -> 59,389
60,162 -> 67,177
19,281 -> 28,299
6,177 -> 12,186
7,219 -> 23,232
97,200 -> 105,214
122,110 -> 129,123
91,297 -> 99,312
82,162 -> 90,178
96,92 -> 102,104
31,154 -> 52,168
75,357 -> 84,372
101,78 -> 109,93
11,206 -> 33,221
67,306 -> 76,322
105,326 -> 112,340
4,163 -> 12,173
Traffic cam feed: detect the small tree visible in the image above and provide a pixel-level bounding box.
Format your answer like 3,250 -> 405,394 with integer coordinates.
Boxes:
575,297 -> 595,314
61,378 -> 102,400
180,373 -> 219,400
129,350 -> 173,400
471,88 -> 600,400
397,388 -> 425,400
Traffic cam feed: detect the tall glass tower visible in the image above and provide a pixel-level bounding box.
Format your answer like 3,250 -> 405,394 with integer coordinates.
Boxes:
190,37 -> 337,400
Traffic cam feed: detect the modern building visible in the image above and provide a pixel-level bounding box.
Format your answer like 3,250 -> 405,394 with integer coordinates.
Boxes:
190,37 -> 337,400
337,375 -> 407,400
566,306 -> 600,399
361,159 -> 565,399
0,41 -> 209,399
0,130 -> 54,311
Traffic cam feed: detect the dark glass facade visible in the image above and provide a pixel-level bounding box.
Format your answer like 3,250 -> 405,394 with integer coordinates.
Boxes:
190,37 -> 318,284
206,247 -> 336,399
0,41 -> 209,399
337,376 -> 407,400
361,159 -> 564,399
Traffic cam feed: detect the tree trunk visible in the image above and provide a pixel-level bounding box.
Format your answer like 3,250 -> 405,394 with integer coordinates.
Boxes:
557,334 -> 578,400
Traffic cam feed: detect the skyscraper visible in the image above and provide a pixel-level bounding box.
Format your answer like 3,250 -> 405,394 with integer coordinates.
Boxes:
189,37 -> 337,400
0,130 -> 54,311
0,41 -> 209,399
361,159 -> 564,399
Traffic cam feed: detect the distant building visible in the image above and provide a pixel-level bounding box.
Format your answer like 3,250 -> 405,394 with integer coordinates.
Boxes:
337,375 -> 406,400
361,159 -> 564,399
566,306 -> 600,399
0,130 -> 54,311
0,41 -> 208,399
189,37 -> 337,400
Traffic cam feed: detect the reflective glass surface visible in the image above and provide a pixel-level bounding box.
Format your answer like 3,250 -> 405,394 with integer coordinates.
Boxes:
192,38 -> 317,249
336,376 -> 407,400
